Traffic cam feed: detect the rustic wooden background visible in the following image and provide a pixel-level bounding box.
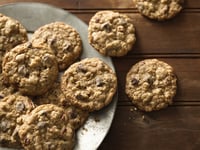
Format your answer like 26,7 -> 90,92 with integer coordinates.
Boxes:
0,0 -> 200,150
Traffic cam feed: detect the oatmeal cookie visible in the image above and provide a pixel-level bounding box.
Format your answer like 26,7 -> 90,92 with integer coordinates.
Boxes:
31,22 -> 82,71
0,13 -> 28,71
88,11 -> 136,57
133,0 -> 184,20
0,94 -> 35,148
125,59 -> 177,112
18,104 -> 75,150
61,57 -> 117,112
2,42 -> 58,96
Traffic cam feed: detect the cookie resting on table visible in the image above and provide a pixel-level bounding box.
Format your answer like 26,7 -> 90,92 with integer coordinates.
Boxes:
133,0 -> 184,20
125,59 -> 177,112
88,11 -> 136,57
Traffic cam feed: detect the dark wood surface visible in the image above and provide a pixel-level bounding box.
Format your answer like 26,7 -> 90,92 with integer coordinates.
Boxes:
0,0 -> 200,150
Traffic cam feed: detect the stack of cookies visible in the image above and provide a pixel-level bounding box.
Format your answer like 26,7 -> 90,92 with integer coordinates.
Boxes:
0,13 -> 117,150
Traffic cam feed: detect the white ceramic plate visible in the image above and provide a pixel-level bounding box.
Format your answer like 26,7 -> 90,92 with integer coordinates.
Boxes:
0,2 -> 118,150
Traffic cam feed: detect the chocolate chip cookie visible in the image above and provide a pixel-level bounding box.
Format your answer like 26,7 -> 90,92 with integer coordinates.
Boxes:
133,0 -> 184,21
0,13 -> 28,72
2,42 -> 58,96
125,59 -> 177,112
0,94 -> 35,148
61,58 -> 117,112
88,11 -> 136,56
18,104 -> 75,150
31,22 -> 82,71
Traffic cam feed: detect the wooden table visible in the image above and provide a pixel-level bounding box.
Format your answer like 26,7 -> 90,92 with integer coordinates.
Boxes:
0,0 -> 200,150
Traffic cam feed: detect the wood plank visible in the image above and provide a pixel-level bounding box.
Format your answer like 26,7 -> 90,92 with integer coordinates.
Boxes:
25,10 -> 199,55
98,106 -> 200,150
72,12 -> 200,54
113,57 -> 200,102
0,0 -> 199,9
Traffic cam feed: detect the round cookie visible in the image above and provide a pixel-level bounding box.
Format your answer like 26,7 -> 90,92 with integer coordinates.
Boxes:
18,104 -> 75,150
125,59 -> 177,112
31,22 -> 82,71
88,11 -> 136,57
33,82 -> 89,130
61,57 -> 117,112
0,94 -> 35,148
2,42 -> 58,96
133,0 -> 184,21
0,13 -> 28,72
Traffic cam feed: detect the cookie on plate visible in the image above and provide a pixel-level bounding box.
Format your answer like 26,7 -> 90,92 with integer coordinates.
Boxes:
18,104 -> 75,150
61,58 -> 117,112
2,42 -> 58,96
0,13 -> 28,72
88,11 -> 136,57
0,94 -> 35,148
31,22 -> 82,71
33,82 -> 89,130
133,0 -> 184,21
125,59 -> 177,112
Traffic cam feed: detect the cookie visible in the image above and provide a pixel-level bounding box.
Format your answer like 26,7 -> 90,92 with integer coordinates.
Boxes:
133,0 -> 184,21
33,82 -> 89,130
2,42 -> 58,96
0,94 -> 35,148
88,11 -> 136,57
31,22 -> 82,71
125,59 -> 177,112
18,104 -> 75,150
61,57 -> 117,112
0,13 -> 28,71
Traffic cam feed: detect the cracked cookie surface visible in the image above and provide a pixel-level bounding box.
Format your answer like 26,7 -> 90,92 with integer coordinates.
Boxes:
126,59 -> 177,112
2,42 -> 58,96
61,58 -> 117,112
31,22 -> 82,71
133,0 -> 184,20
88,11 -> 136,56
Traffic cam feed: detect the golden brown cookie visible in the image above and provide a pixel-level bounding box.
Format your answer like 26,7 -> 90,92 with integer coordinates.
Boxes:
133,0 -> 184,21
31,22 -> 82,71
18,104 -> 75,150
0,94 -> 35,148
125,59 -> 177,112
2,42 -> 58,96
88,11 -> 136,57
61,58 -> 117,112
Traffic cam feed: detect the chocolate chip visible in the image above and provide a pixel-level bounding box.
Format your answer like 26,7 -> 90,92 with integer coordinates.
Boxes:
147,77 -> 154,85
131,78 -> 139,86
96,77 -> 104,87
76,64 -> 87,73
63,42 -> 72,52
102,22 -> 112,32
15,102 -> 25,112
70,111 -> 77,119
